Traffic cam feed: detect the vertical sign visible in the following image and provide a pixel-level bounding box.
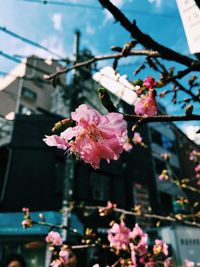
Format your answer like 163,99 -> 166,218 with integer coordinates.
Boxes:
176,0 -> 200,54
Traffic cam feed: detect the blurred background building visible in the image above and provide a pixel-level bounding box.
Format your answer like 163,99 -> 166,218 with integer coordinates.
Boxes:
0,32 -> 199,267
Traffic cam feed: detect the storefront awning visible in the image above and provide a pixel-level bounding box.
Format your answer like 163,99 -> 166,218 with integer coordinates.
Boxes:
0,211 -> 62,236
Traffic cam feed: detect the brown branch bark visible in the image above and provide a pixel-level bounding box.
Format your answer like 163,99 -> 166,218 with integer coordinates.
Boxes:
85,205 -> 200,228
149,58 -> 200,103
98,0 -> 200,69
124,114 -> 200,123
45,50 -> 160,80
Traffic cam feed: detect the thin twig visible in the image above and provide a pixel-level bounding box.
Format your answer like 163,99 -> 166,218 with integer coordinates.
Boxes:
124,114 -> 200,123
98,0 -> 199,68
45,50 -> 160,80
84,205 -> 200,228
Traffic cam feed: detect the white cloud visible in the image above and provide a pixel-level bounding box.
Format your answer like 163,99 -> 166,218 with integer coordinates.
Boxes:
148,0 -> 162,9
52,13 -> 63,31
86,25 -> 95,35
10,35 -> 66,60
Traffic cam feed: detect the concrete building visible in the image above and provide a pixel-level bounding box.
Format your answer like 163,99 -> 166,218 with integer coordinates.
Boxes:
0,47 -> 199,266
0,56 -> 65,119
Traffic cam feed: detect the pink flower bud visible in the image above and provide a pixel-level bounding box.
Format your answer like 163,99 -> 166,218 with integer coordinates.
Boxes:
143,76 -> 157,89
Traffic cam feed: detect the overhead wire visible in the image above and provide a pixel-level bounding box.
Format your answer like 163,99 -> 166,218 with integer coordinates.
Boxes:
0,50 -> 62,76
0,26 -> 66,61
19,0 -> 179,19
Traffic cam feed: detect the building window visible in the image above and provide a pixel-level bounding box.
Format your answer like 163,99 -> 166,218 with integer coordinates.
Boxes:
162,135 -> 176,152
154,158 -> 166,174
160,192 -> 173,215
22,87 -> 37,101
151,129 -> 162,146
151,129 -> 176,153
90,172 -> 111,202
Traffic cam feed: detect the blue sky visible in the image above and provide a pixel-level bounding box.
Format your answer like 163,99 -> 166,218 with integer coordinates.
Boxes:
0,0 -> 199,143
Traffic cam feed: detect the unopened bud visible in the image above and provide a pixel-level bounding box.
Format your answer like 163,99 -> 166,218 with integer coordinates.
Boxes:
52,118 -> 73,132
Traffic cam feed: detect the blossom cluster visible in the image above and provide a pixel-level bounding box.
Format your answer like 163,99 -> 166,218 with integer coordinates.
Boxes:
45,231 -> 77,267
134,76 -> 157,116
44,104 -> 127,169
189,150 -> 200,185
108,221 -> 170,267
43,76 -> 160,167
123,132 -> 143,152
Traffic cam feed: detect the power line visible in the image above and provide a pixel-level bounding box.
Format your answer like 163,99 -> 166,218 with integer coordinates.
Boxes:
19,0 -> 179,19
0,51 -> 59,76
0,26 -> 66,61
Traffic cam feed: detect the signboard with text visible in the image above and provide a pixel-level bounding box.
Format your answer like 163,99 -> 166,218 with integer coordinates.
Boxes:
177,0 -> 200,54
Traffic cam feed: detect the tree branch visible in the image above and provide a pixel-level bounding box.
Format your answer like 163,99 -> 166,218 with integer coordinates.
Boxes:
85,205 -> 200,228
124,114 -> 200,123
98,0 -> 200,69
148,58 -> 200,103
45,50 -> 160,80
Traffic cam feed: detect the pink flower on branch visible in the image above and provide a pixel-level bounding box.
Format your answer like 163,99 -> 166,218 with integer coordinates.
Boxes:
184,259 -> 195,267
153,239 -> 168,256
59,248 -> 70,265
129,224 -> 148,255
164,258 -> 171,267
189,150 -> 200,161
134,89 -> 157,116
21,219 -> 32,229
132,132 -> 142,145
108,222 -> 130,251
194,164 -> 200,173
123,139 -> 133,151
44,104 -> 127,169
45,231 -> 63,246
50,259 -> 63,267
43,135 -> 69,150
143,76 -> 157,89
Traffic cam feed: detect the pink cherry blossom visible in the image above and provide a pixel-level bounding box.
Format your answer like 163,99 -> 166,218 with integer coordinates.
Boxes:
153,239 -> 168,256
194,164 -> 200,173
134,89 -> 157,116
145,259 -> 155,267
143,76 -> 157,89
164,258 -> 171,267
59,248 -> 70,265
189,150 -> 200,161
129,224 -> 148,255
60,104 -> 127,169
184,259 -> 195,267
129,245 -> 137,267
123,139 -> 133,151
22,207 -> 29,213
159,170 -> 169,181
45,231 -> 63,246
50,259 -> 63,267
132,132 -> 142,145
43,135 -> 69,150
99,201 -> 117,216
21,219 -> 32,229
107,201 -> 117,209
108,222 -> 130,250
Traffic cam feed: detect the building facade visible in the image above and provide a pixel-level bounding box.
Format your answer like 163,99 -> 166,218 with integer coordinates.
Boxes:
0,52 -> 200,266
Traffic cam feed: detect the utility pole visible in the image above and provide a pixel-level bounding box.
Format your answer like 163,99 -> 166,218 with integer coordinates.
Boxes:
62,30 -> 81,242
